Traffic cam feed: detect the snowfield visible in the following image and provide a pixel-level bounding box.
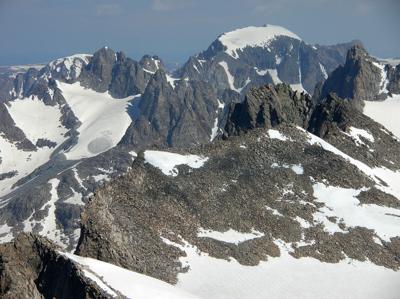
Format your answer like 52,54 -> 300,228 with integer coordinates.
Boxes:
0,95 -> 69,198
7,95 -> 67,145
161,236 -> 400,299
63,252 -> 199,299
219,25 -> 301,59
0,135 -> 57,198
58,81 -> 140,160
363,94 -> 400,139
144,150 -> 209,176
312,183 -> 400,241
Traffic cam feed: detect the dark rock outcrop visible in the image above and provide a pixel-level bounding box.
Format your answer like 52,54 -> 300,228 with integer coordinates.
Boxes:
120,69 -> 220,148
0,233 -> 110,299
317,45 -> 400,102
224,84 -> 313,135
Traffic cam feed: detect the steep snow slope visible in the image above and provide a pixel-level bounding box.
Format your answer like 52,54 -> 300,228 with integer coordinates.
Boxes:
64,252 -> 200,299
219,25 -> 301,59
363,94 -> 400,139
58,81 -> 140,160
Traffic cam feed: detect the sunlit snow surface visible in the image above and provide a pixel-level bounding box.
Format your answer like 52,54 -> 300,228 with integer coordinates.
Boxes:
313,183 -> 400,241
344,126 -> 375,146
267,129 -> 289,141
218,61 -> 250,93
47,54 -> 92,80
144,150 -> 208,176
299,127 -> 400,199
197,228 -> 264,245
161,236 -> 400,299
23,179 -> 58,238
58,81 -> 140,160
218,25 -> 301,59
363,94 -> 400,139
0,96 -> 68,197
63,253 -> 199,299
7,95 -> 67,144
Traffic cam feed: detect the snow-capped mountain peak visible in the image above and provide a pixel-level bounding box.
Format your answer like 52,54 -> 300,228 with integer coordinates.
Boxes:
45,53 -> 92,80
218,24 -> 301,59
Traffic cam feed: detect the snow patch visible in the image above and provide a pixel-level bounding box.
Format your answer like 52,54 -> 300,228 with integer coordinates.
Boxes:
144,150 -> 208,177
218,61 -> 249,93
254,67 -> 268,76
299,127 -> 400,200
275,55 -> 282,65
64,189 -> 85,206
290,83 -> 306,94
0,223 -> 13,243
210,117 -> 219,142
372,61 -> 389,94
344,127 -> 375,146
319,63 -> 328,79
267,129 -> 289,141
197,228 -> 264,244
313,183 -> 400,241
267,69 -> 282,84
166,74 -> 180,89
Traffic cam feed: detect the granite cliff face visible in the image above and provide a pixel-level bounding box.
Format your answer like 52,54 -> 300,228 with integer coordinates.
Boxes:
224,84 -> 313,135
317,45 -> 400,102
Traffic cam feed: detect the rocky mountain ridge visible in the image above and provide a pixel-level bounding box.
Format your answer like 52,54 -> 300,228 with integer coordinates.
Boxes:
1,77 -> 400,297
0,24 -> 398,255
317,44 -> 400,102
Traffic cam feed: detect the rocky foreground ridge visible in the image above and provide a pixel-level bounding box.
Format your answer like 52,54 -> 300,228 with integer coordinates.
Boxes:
1,82 -> 399,297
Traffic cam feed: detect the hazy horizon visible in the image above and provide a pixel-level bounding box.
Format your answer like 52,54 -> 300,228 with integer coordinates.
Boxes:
1,0 -> 399,65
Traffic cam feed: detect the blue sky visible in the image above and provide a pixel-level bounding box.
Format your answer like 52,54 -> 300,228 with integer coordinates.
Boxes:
0,0 -> 399,65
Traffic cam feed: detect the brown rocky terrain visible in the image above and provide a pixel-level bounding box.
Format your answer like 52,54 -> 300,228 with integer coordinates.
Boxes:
74,84 -> 400,284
